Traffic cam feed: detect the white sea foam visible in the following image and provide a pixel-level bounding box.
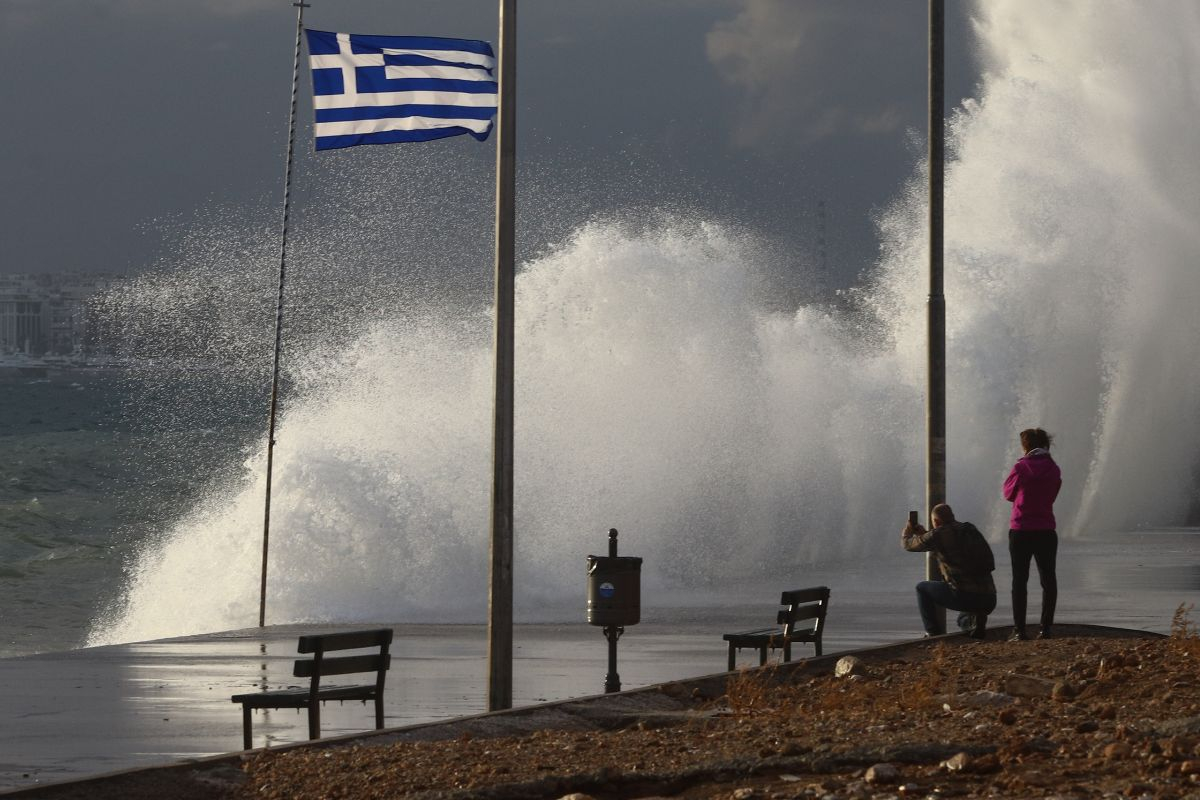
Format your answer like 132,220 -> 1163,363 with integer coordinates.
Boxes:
89,1 -> 1200,644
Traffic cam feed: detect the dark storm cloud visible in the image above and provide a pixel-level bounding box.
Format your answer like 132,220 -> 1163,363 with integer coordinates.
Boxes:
707,0 -> 926,149
0,1 -> 979,284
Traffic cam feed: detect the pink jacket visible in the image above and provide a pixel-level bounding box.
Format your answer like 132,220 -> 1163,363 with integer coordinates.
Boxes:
1003,450 -> 1061,531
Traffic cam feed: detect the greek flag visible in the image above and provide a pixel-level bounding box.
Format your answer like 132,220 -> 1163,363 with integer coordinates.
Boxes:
305,29 -> 497,151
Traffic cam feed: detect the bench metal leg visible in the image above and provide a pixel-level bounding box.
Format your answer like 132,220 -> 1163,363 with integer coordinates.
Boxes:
242,706 -> 253,751
307,703 -> 321,740
727,644 -> 737,672
375,696 -> 385,729
758,645 -> 768,666
783,640 -> 792,663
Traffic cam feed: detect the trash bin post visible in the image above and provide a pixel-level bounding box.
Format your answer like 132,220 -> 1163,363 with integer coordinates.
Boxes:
604,528 -> 622,693
587,528 -> 642,694
603,622 -> 623,694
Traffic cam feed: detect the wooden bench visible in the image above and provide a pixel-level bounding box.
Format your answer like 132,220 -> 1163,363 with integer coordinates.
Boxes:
231,628 -> 393,750
722,587 -> 830,671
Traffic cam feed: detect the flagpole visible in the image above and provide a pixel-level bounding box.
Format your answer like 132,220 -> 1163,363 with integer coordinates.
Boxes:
926,0 -> 947,632
487,0 -> 517,712
259,0 -> 310,628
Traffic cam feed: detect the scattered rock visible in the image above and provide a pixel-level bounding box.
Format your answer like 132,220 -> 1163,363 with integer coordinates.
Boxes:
1116,722 -> 1147,740
1075,720 -> 1100,733
1008,735 -> 1056,755
1004,673 -> 1058,698
1161,736 -> 1190,759
998,708 -> 1019,725
941,752 -> 971,772
1103,742 -> 1132,760
836,656 -> 867,678
778,741 -> 809,757
731,788 -> 758,800
938,750 -> 999,774
865,763 -> 900,784
945,690 -> 1014,709
1181,760 -> 1200,775
1152,715 -> 1200,737
1051,680 -> 1078,701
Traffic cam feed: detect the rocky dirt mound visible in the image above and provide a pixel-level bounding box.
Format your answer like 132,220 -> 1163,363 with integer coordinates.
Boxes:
235,615 -> 1200,799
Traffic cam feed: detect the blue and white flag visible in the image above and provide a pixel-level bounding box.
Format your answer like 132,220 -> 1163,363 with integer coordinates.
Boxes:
304,29 -> 497,151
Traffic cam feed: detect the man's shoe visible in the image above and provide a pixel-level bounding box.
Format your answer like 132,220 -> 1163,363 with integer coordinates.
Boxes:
969,614 -> 988,640
956,613 -> 976,633
1009,629 -> 1029,641
1037,627 -> 1052,640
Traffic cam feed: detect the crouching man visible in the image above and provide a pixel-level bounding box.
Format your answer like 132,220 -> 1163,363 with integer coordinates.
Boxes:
902,503 -> 996,639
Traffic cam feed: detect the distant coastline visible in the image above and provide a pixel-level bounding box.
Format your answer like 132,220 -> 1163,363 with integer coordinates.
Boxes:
0,354 -> 131,378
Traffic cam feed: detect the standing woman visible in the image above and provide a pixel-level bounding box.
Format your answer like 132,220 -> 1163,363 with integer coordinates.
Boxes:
1004,428 -> 1062,640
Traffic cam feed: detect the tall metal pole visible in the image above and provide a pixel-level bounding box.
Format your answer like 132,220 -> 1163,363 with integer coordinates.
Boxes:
926,0 -> 947,633
259,0 -> 309,628
487,0 -> 517,712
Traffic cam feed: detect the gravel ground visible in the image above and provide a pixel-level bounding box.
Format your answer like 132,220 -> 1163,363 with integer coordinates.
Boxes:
234,623 -> 1200,800
15,620 -> 1199,800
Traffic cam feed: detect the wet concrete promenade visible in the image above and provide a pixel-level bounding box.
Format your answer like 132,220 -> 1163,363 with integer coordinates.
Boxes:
0,619 -> 753,791
0,592 -> 924,791
1,530 -> 1194,792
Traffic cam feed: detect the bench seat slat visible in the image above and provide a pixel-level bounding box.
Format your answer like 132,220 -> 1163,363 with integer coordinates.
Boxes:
232,684 -> 380,708
724,628 -> 817,643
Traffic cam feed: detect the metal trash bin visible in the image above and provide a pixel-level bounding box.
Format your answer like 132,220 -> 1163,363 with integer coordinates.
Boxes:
587,554 -> 642,627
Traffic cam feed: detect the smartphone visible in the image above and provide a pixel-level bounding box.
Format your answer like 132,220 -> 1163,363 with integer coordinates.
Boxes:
908,510 -> 918,527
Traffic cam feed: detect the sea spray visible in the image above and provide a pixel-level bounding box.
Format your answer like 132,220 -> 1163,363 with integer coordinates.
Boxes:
90,0 -> 1200,645
913,0 -> 1200,536
90,218 -> 923,644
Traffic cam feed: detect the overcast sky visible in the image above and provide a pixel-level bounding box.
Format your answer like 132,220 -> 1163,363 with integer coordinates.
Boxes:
0,0 -> 978,287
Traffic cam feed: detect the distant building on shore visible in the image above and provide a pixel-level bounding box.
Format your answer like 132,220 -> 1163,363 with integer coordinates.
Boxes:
0,273 -> 124,356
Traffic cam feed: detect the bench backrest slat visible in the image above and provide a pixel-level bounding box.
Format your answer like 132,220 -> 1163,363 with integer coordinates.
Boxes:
776,604 -> 824,625
779,587 -> 830,606
294,654 -> 390,679
297,628 -> 393,654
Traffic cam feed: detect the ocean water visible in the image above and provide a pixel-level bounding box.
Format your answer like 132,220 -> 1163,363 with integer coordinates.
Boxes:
3,0 -> 1200,658
0,371 -> 264,656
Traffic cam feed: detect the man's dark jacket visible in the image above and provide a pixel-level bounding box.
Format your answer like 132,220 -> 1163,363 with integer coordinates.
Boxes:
903,521 -> 996,596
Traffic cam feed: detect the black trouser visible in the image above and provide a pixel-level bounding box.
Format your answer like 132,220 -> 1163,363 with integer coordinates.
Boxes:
1008,529 -> 1058,632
